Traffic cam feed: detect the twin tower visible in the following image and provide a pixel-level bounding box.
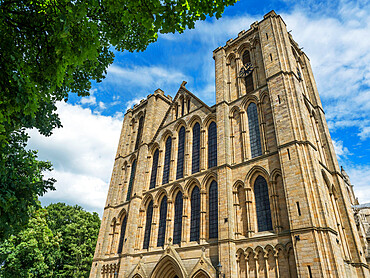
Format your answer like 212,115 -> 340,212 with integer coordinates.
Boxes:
90,11 -> 369,278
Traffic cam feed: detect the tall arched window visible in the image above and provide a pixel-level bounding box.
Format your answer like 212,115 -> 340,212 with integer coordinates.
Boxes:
173,192 -> 183,244
242,50 -> 254,93
162,136 -> 172,184
149,149 -> 159,189
247,103 -> 262,158
254,176 -> 272,232
143,200 -> 153,249
135,116 -> 144,150
208,122 -> 217,168
176,127 -> 185,180
181,97 -> 185,116
190,186 -> 201,241
126,159 -> 137,201
209,181 -> 218,239
192,123 -> 200,174
157,196 -> 167,247
117,215 -> 128,254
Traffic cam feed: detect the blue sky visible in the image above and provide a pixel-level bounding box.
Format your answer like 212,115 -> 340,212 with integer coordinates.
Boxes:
28,0 -> 370,216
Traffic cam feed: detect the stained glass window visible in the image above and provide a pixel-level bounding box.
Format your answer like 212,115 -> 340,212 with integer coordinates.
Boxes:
117,215 -> 127,253
149,149 -> 159,189
173,192 -> 183,244
135,116 -> 144,150
143,200 -> 153,249
190,186 -> 200,241
254,176 -> 272,232
162,137 -> 172,184
243,50 -> 254,93
208,122 -> 217,168
192,123 -> 200,174
209,181 -> 218,239
247,103 -> 262,158
176,127 -> 185,179
126,159 -> 137,201
157,196 -> 167,247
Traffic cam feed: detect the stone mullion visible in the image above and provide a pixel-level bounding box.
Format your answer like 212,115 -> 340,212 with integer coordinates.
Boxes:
184,128 -> 191,177
200,189 -> 207,242
264,252 -> 270,278
251,46 -> 259,88
245,187 -> 254,237
200,128 -> 206,171
120,167 -> 129,203
236,256 -> 240,278
145,155 -> 152,191
229,116 -> 235,165
239,110 -> 249,161
181,195 -> 189,243
156,150 -> 164,187
254,253 -> 259,278
257,102 -> 268,154
235,56 -> 243,97
245,253 -> 249,277
165,199 -> 173,245
169,136 -> 176,182
270,181 -> 281,233
233,191 -> 241,238
150,204 -> 159,249
274,251 -> 280,278
226,62 -> 231,102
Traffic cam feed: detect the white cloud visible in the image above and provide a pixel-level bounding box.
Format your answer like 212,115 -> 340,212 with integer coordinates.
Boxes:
124,96 -> 146,111
28,102 -> 122,216
346,165 -> 370,204
333,139 -> 351,160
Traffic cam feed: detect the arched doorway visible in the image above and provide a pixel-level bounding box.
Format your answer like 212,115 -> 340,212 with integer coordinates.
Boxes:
151,255 -> 185,278
192,270 -> 211,278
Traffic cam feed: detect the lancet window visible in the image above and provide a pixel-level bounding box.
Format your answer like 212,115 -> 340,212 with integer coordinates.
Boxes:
208,121 -> 217,168
135,116 -> 144,150
143,200 -> 153,249
247,103 -> 262,158
190,186 -> 201,241
242,50 -> 254,93
192,123 -> 201,174
157,196 -> 167,247
173,192 -> 183,244
149,149 -> 159,189
254,176 -> 272,231
117,215 -> 127,254
209,181 -> 218,239
126,159 -> 137,201
176,127 -> 185,179
162,137 -> 172,184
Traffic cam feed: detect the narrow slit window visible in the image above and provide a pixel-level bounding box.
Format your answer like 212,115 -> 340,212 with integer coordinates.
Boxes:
157,196 -> 167,247
192,123 -> 200,174
287,148 -> 291,160
143,200 -> 153,249
149,149 -> 159,189
296,202 -> 301,216
176,127 -> 185,179
162,137 -> 172,184
187,98 -> 191,113
135,116 -> 144,150
181,98 -> 185,117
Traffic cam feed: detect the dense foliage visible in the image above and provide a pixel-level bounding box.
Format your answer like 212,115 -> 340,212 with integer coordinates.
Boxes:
45,203 -> 101,277
0,203 -> 101,278
0,0 -> 236,242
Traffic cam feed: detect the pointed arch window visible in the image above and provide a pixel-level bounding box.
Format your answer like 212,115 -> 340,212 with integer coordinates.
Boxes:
126,159 -> 137,201
209,181 -> 218,239
192,123 -> 200,174
162,137 -> 172,184
176,127 -> 185,180
157,196 -> 167,247
135,116 -> 144,150
254,176 -> 272,232
173,192 -> 183,244
208,122 -> 217,168
149,149 -> 159,189
117,215 -> 128,254
247,103 -> 262,158
190,186 -> 201,241
143,200 -> 153,249
181,97 -> 185,116
242,50 -> 254,93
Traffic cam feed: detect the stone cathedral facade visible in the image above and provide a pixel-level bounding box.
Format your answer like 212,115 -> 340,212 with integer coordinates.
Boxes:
90,11 -> 369,278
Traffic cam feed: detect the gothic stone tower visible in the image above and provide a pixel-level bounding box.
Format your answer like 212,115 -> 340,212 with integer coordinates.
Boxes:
90,11 -> 369,278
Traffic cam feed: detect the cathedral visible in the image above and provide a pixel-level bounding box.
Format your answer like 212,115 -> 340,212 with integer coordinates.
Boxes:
90,11 -> 370,278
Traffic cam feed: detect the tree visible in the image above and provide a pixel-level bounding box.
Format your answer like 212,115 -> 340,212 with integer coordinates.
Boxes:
0,208 -> 61,278
45,203 -> 101,277
0,0 -> 236,241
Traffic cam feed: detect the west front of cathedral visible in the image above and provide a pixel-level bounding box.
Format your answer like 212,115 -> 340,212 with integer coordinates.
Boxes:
90,11 -> 370,278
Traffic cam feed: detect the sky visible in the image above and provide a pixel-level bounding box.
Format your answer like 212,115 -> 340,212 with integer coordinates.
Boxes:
28,0 -> 370,217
